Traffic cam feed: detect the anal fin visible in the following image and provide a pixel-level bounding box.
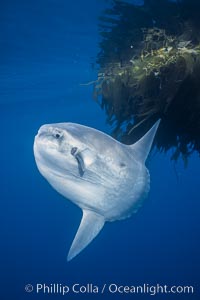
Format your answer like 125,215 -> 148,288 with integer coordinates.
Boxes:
67,209 -> 105,261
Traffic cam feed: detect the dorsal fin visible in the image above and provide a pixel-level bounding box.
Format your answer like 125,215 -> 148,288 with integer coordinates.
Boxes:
67,209 -> 105,261
129,119 -> 161,163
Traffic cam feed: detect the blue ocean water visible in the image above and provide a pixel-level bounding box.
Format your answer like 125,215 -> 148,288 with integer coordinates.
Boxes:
1,0 -> 199,299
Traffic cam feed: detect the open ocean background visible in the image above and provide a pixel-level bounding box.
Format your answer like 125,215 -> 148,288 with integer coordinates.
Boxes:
1,0 -> 199,299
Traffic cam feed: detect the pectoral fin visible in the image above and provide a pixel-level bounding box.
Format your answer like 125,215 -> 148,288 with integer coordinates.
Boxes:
71,148 -> 95,177
67,209 -> 105,261
75,152 -> 85,176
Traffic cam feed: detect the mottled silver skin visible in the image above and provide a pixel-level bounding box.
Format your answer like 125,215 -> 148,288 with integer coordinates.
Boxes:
34,121 -> 160,260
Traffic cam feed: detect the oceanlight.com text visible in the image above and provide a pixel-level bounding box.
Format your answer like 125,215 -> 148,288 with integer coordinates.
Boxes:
25,283 -> 195,296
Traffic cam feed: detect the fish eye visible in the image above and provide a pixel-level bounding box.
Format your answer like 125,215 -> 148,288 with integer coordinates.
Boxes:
52,129 -> 63,139
55,133 -> 61,139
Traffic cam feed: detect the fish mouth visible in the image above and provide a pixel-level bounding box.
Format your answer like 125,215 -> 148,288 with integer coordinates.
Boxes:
34,125 -> 63,149
36,124 -> 50,137
36,124 -> 64,138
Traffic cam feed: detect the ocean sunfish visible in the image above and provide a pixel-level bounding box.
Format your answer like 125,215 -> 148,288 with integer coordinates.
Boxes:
33,120 -> 160,261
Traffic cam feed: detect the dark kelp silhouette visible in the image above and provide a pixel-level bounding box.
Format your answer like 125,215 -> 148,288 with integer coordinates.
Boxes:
94,0 -> 200,163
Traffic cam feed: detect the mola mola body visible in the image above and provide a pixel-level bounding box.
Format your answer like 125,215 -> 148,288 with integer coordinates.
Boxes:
34,120 -> 160,261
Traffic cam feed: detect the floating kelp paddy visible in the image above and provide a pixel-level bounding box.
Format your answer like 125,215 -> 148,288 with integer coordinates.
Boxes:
93,0 -> 200,163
